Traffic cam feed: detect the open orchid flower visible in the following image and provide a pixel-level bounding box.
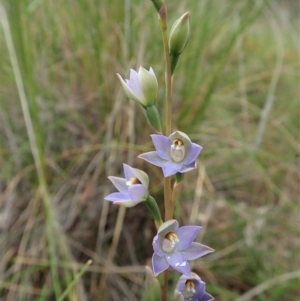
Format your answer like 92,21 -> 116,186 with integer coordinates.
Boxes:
174,273 -> 214,301
116,67 -> 158,107
139,131 -> 202,177
104,164 -> 149,207
152,220 -> 214,276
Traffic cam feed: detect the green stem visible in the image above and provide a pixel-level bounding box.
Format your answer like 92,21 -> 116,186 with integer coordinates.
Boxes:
158,3 -> 174,301
159,5 -> 172,137
159,4 -> 173,222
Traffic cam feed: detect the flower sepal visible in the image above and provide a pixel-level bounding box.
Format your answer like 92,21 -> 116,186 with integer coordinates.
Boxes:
175,172 -> 184,183
145,105 -> 162,133
144,195 -> 163,227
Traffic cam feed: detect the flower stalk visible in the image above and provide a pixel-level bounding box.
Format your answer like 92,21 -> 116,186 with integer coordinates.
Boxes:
158,3 -> 173,224
159,3 -> 172,137
158,3 -> 172,300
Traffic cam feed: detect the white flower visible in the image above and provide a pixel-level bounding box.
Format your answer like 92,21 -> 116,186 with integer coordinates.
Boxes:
117,67 -> 158,107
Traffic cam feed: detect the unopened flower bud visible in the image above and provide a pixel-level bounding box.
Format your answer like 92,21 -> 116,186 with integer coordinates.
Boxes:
169,12 -> 191,74
142,266 -> 161,301
169,12 -> 190,56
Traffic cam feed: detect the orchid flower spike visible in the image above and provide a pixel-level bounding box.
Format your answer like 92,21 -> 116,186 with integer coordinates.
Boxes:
139,131 -> 202,177
104,164 -> 149,207
174,273 -> 214,301
152,220 -> 214,276
117,67 -> 158,108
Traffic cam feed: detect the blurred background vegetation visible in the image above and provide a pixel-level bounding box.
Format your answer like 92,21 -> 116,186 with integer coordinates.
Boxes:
0,0 -> 299,300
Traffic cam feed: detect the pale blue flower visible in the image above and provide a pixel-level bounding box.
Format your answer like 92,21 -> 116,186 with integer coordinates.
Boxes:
152,220 -> 214,276
139,131 -> 202,177
117,67 -> 158,107
174,273 -> 214,301
104,164 -> 149,207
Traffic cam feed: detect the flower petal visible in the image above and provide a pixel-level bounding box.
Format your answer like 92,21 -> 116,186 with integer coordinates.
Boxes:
175,276 -> 187,293
176,226 -> 202,251
151,134 -> 171,160
184,143 -> 202,165
128,184 -> 147,202
193,280 -> 206,300
149,67 -> 156,77
117,73 -> 143,104
202,292 -> 214,301
169,131 -> 191,148
182,242 -> 214,260
139,67 -> 158,105
174,291 -> 184,301
153,235 -> 165,256
104,192 -> 130,202
123,163 -> 136,181
113,199 -> 142,207
180,161 -> 197,173
108,176 -> 128,193
152,253 -> 169,276
166,252 -> 191,276
128,69 -> 144,99
138,151 -> 167,167
162,161 -> 182,177
126,165 -> 149,188
157,219 -> 179,237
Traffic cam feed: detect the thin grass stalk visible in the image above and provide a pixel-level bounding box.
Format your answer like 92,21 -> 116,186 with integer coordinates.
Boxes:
252,6 -> 284,151
0,5 -> 62,299
93,91 -> 122,293
6,196 -> 39,301
180,1 -> 266,127
235,13 -> 250,139
57,260 -> 92,301
97,1 -> 135,297
235,270 -> 300,301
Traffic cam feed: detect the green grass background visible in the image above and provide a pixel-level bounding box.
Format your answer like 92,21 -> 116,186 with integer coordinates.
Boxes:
0,0 -> 299,300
